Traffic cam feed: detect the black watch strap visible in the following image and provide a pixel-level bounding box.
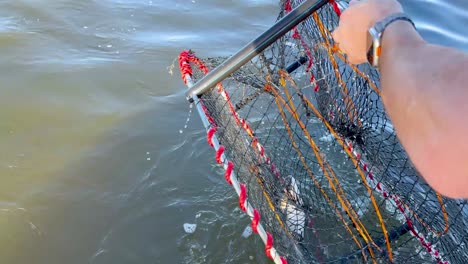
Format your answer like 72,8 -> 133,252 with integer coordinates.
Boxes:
375,13 -> 415,35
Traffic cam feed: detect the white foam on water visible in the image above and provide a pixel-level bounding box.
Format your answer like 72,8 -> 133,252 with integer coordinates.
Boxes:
242,225 -> 253,238
183,223 -> 197,234
319,134 -> 334,142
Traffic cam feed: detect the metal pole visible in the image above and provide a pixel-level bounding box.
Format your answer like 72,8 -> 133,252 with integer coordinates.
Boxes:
185,0 -> 329,100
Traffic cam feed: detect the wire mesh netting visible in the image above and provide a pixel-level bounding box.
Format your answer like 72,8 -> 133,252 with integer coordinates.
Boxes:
179,0 -> 468,263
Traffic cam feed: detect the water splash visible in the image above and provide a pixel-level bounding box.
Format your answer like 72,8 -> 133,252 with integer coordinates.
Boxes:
179,102 -> 194,134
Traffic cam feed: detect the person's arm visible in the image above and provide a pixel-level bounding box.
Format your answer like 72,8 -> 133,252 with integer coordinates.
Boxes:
381,22 -> 468,198
333,0 -> 468,198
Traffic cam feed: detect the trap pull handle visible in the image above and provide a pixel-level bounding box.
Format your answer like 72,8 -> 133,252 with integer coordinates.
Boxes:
186,0 -> 333,101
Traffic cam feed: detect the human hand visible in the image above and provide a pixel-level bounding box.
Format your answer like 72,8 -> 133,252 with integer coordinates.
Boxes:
332,0 -> 404,64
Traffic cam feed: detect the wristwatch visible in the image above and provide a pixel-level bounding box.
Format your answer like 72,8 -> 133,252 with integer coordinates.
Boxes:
367,13 -> 416,68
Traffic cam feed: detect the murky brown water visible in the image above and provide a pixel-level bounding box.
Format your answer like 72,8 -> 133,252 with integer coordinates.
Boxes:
0,1 -> 466,263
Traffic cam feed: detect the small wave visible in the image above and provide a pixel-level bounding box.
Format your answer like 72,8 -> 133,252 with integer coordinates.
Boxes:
0,16 -> 20,32
417,22 -> 468,46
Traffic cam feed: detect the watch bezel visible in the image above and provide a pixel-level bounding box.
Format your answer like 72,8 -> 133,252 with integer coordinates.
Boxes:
367,27 -> 383,68
366,13 -> 415,68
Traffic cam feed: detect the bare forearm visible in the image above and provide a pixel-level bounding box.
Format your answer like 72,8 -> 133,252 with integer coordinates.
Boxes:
380,22 -> 468,198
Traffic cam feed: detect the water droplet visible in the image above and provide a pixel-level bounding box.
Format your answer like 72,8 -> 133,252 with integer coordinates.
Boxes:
179,103 -> 193,134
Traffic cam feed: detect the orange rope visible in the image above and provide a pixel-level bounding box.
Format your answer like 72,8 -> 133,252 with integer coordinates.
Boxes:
402,193 -> 449,237
279,70 -> 381,258
274,93 -> 368,261
317,42 -> 451,238
333,51 -> 381,96
312,13 -> 361,127
299,91 -> 393,261
272,81 -> 376,261
312,30 -> 451,240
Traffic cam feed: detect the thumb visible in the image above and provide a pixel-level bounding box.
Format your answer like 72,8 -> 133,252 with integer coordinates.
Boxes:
331,28 -> 340,43
331,28 -> 348,54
